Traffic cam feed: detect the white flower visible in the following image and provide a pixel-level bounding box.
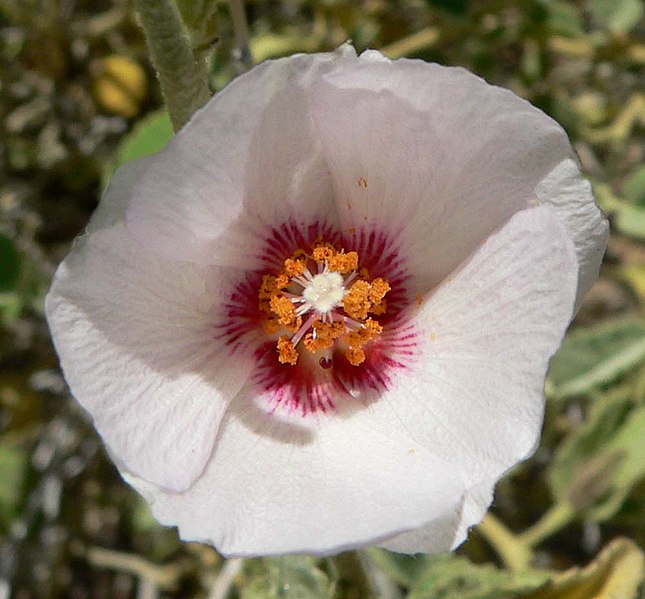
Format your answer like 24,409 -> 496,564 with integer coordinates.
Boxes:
45,46 -> 608,556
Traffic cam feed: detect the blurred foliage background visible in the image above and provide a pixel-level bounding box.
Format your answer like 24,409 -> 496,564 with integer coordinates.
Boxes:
0,0 -> 644,597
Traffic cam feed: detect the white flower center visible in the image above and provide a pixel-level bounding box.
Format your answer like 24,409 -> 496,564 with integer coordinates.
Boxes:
302,271 -> 345,314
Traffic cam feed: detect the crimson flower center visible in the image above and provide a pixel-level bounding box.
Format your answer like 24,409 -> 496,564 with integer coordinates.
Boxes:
257,241 -> 391,368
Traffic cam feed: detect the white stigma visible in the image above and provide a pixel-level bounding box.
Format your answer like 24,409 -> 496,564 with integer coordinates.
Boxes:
302,271 -> 345,314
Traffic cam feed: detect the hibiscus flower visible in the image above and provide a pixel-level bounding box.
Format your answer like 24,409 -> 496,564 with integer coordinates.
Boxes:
46,45 -> 608,556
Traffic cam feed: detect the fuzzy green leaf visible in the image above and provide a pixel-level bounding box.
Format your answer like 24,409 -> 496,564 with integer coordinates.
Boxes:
548,317 -> 645,400
366,549 -> 430,587
548,387 -> 645,521
240,556 -> 335,599
408,554 -> 550,599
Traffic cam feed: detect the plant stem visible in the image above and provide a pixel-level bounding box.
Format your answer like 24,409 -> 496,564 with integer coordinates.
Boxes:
134,0 -> 211,131
477,513 -> 534,572
207,558 -> 243,599
380,27 -> 441,59
228,0 -> 253,70
517,502 -> 576,547
357,550 -> 403,599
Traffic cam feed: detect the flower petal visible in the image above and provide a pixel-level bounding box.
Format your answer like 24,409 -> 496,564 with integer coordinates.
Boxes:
364,204 -> 578,552
124,396 -> 467,557
310,53 -> 605,297
88,157 -> 151,232
379,479 -> 492,553
534,158 -> 609,307
46,165 -> 255,492
126,46 -> 359,268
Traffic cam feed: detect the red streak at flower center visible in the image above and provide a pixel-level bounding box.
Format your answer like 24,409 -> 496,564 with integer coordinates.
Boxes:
258,240 -> 391,368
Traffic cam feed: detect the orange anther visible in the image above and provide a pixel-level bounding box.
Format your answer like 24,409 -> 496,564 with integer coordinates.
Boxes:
259,238 -> 391,368
371,300 -> 387,315
304,331 -> 334,352
346,346 -> 366,366
259,275 -> 280,312
277,336 -> 298,365
259,274 -> 278,299
328,250 -> 359,274
368,278 -> 390,305
270,295 -> 297,326
275,273 -> 290,289
303,320 -> 347,353
363,318 -> 383,338
343,280 -> 371,320
284,257 -> 306,277
312,244 -> 336,264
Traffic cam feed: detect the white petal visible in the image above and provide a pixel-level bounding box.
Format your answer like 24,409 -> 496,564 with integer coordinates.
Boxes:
378,501 -> 466,554
364,205 -> 578,552
310,55 -> 604,296
534,159 -> 609,307
379,479 -> 492,553
125,395 -> 467,557
87,157 -> 153,233
46,166 -> 255,492
126,48 -> 358,268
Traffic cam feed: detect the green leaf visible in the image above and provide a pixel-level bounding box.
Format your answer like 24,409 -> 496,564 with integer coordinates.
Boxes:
0,445 -> 28,528
594,176 -> 645,239
589,0 -> 644,34
240,556 -> 335,599
524,538 -> 645,599
548,386 -> 645,521
548,389 -> 630,503
615,203 -> 645,240
0,233 -> 20,292
625,165 -> 645,207
590,404 -> 645,520
408,554 -> 550,599
366,548 -> 430,587
541,0 -> 584,37
103,111 -> 174,188
116,110 -> 173,166
548,317 -> 645,400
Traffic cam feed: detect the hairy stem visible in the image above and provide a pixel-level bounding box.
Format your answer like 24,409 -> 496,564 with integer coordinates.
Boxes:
134,0 -> 211,131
